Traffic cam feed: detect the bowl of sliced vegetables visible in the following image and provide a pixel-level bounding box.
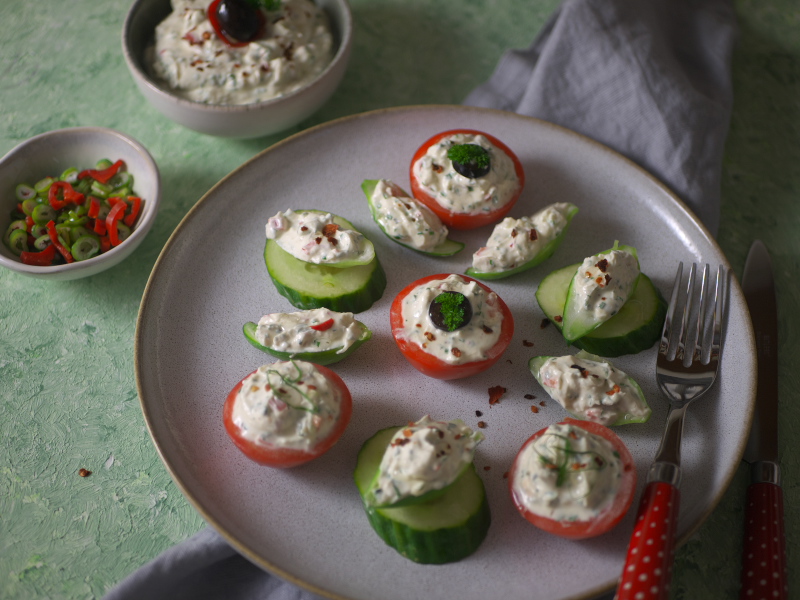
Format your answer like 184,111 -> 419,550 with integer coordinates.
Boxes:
0,127 -> 161,281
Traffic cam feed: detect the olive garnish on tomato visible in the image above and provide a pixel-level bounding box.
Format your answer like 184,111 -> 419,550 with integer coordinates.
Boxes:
429,291 -> 472,331
209,0 -> 270,46
447,144 -> 491,179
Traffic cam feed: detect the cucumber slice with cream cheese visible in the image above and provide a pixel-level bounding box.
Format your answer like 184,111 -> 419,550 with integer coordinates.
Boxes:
536,263 -> 666,357
354,426 -> 490,564
242,320 -> 372,365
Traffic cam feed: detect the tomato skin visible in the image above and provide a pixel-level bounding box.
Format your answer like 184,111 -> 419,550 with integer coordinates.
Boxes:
223,363 -> 353,468
509,418 -> 637,539
409,129 -> 525,230
390,273 -> 514,380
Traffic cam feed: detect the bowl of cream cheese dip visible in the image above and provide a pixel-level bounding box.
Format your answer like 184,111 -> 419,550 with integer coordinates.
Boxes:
122,0 -> 352,138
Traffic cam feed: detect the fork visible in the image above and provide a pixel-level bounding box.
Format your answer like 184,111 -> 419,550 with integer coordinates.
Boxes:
615,263 -> 728,600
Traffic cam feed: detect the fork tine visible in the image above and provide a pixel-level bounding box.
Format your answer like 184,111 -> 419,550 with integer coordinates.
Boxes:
659,262 -> 684,358
707,265 -> 726,364
691,264 -> 711,363
675,263 -> 697,363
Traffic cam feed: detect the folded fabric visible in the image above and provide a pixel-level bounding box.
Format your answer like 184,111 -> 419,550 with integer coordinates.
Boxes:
104,1 -> 736,598
465,0 -> 736,235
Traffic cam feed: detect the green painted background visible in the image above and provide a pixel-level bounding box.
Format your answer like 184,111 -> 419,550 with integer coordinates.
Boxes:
0,0 -> 797,598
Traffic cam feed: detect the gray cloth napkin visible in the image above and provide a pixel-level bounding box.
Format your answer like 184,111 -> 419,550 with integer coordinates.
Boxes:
104,1 -> 735,598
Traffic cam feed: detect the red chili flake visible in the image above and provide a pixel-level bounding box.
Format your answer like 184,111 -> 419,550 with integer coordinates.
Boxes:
568,430 -> 578,440
524,394 -> 535,400
488,385 -> 506,405
482,325 -> 494,334
436,429 -> 445,439
522,339 -> 534,347
476,410 -> 483,417
595,259 -> 609,272
594,457 -> 605,467
424,331 -> 436,341
605,274 -> 612,285
307,385 -> 317,390
483,465 -> 491,471
78,468 -> 91,477
571,462 -> 587,471
415,323 -> 422,328
530,405 -> 539,413
391,438 -> 411,447
327,237 -> 338,246
311,318 -> 335,332
510,229 -> 518,238
315,237 -> 322,244
300,226 -> 308,231
596,276 -> 605,285
432,164 -> 443,173
540,318 -> 550,329
529,229 -> 538,241
503,471 -> 509,479
554,315 -> 563,323
539,401 -> 546,407
402,428 -> 414,437
322,223 -> 339,237
477,421 -> 487,428
606,384 -> 621,396
451,348 -> 462,358
571,364 -> 589,378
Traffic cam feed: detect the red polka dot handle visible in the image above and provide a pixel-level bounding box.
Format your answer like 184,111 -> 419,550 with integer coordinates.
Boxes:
615,481 -> 680,600
739,482 -> 788,599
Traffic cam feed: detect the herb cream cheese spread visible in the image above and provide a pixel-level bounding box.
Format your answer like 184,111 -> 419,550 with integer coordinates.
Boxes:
151,0 -> 334,105
231,360 -> 343,450
398,274 -> 504,364
511,422 -> 622,522
369,416 -> 483,506
369,179 -> 449,252
412,133 -> 520,215
572,248 -> 639,321
265,209 -> 374,265
471,203 -> 574,273
255,308 -> 365,354
535,353 -> 651,426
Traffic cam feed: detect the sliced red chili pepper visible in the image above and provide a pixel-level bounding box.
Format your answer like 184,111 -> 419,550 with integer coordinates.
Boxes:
78,159 -> 125,184
46,220 -> 74,263
93,217 -> 107,236
20,243 -> 57,266
87,197 -> 100,219
107,196 -> 125,206
106,201 -> 127,247
25,216 -> 35,232
123,196 -> 142,227
311,318 -> 335,332
99,236 -> 111,253
48,181 -> 85,210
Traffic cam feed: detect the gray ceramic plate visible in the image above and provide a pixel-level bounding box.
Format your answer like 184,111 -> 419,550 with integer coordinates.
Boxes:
136,105 -> 755,600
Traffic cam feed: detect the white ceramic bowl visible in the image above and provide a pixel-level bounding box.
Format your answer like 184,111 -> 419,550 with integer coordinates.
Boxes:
122,0 -> 353,138
0,127 -> 161,281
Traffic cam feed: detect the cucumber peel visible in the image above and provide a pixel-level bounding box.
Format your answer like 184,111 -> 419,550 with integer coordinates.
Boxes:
465,203 -> 579,280
354,427 -> 490,564
536,263 -> 666,357
243,320 -> 372,365
361,179 -> 465,256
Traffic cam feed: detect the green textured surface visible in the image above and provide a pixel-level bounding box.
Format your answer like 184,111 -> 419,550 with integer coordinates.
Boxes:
0,0 -> 797,598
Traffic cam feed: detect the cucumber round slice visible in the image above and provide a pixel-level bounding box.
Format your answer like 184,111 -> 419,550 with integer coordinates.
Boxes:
465,203 -> 579,280
561,244 -> 640,342
536,263 -> 667,357
354,427 -> 491,564
361,179 -> 465,256
242,320 -> 372,365
264,212 -> 386,313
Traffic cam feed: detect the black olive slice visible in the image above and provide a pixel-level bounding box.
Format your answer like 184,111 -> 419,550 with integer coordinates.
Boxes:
429,291 -> 473,331
216,0 -> 263,43
447,144 -> 491,179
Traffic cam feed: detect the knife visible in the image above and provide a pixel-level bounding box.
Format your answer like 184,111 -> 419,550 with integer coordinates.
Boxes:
739,240 -> 787,600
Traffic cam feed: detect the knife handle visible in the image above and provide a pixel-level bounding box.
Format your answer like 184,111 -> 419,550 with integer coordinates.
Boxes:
615,481 -> 680,600
740,482 -> 788,599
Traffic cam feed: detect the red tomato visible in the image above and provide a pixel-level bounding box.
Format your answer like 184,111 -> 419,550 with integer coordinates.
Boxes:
409,129 -> 525,230
390,273 -> 514,380
223,362 -> 352,468
509,418 -> 637,539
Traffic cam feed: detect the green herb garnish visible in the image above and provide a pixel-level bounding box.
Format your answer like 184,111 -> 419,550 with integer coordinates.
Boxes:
433,292 -> 467,331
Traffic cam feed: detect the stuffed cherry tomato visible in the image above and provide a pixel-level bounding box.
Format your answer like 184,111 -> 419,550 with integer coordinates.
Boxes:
390,273 -> 514,380
223,360 -> 352,468
409,129 -> 525,230
509,418 -> 636,539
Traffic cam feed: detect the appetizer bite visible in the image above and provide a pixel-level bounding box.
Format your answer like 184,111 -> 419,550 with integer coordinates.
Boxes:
151,0 -> 334,105
361,179 -> 464,256
529,351 -> 651,426
354,416 -> 490,564
264,209 -> 386,313
409,129 -> 524,230
4,159 -> 144,266
466,202 -> 578,280
390,273 -> 514,380
243,307 -> 371,365
223,360 -> 352,467
509,418 -> 636,539
536,257 -> 667,357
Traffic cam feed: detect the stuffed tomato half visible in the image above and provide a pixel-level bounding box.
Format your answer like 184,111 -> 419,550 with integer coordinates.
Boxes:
390,273 -> 514,380
409,129 -> 525,230
223,360 -> 352,468
508,418 -> 636,539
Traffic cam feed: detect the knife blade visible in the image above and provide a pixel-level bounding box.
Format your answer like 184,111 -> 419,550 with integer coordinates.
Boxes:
739,240 -> 787,600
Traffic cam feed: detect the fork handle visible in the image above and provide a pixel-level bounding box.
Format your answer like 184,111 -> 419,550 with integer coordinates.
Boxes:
740,481 -> 788,599
615,481 -> 680,600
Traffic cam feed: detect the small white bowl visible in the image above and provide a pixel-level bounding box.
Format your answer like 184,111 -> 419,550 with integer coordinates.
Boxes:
122,0 -> 353,138
0,127 -> 161,281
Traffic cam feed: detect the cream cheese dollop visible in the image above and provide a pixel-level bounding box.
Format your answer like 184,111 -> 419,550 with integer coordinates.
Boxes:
369,179 -> 449,252
255,308 -> 365,355
572,248 -> 639,321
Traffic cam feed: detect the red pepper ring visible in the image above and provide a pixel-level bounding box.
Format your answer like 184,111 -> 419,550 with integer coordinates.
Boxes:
87,197 -> 101,219
78,159 -> 125,184
123,196 -> 142,227
46,220 -> 74,263
311,318 -> 335,332
20,243 -> 57,266
207,0 -> 265,47
48,181 -> 85,211
106,201 -> 128,247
